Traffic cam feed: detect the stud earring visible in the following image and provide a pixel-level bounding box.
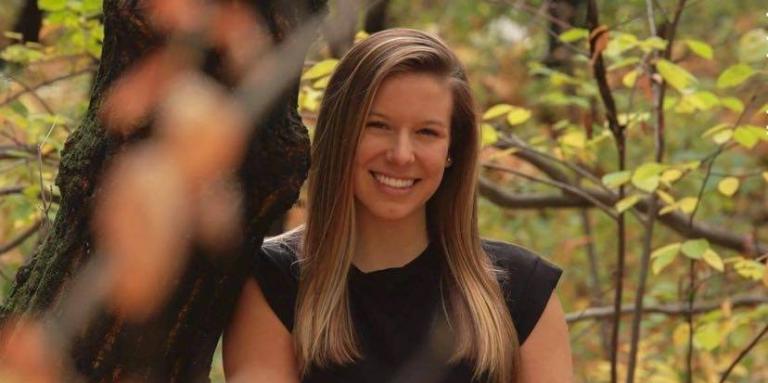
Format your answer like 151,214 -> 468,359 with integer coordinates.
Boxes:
446,156 -> 453,167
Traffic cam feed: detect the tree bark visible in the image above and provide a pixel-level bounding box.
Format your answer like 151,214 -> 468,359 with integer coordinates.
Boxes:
1,0 -> 325,381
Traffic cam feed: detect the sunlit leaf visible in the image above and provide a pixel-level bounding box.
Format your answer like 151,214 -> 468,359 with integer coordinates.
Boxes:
559,130 -> 585,148
640,36 -> 668,51
302,59 -> 339,80
716,64 -> 755,89
607,57 -> 640,71
483,104 -> 513,120
656,59 -> 697,93
733,258 -> 765,280
506,107 -> 532,125
712,129 -> 733,144
720,97 -> 744,113
39,0 -> 67,11
686,91 -> 720,111
694,324 -> 721,351
602,170 -> 632,188
481,123 -> 499,146
679,197 -> 698,213
681,239 -> 709,259
631,162 -> 665,192
622,69 -> 639,88
651,243 -> 680,274
312,76 -> 330,89
684,39 -> 713,60
660,169 -> 682,184
717,177 -> 740,197
762,172 -> 768,183
559,28 -> 589,43
655,189 -> 675,204
733,125 -> 766,149
615,194 -> 641,213
701,249 -> 724,272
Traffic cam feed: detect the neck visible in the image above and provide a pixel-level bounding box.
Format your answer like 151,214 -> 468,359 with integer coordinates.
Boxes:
353,206 -> 429,273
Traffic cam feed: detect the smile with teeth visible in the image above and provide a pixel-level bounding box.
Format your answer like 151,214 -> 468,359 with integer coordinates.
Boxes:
371,172 -> 418,189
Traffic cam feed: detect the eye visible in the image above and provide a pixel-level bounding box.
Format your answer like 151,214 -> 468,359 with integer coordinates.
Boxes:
418,128 -> 440,136
366,121 -> 388,129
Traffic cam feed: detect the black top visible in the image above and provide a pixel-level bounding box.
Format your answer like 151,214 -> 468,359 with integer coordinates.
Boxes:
250,236 -> 563,383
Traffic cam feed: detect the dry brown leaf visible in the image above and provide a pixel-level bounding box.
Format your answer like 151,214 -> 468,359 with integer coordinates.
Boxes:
156,73 -> 248,188
0,318 -> 60,383
93,145 -> 191,321
589,25 -> 610,66
100,50 -> 185,136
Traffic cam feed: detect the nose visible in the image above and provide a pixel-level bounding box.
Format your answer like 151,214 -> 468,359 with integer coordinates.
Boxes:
385,131 -> 415,166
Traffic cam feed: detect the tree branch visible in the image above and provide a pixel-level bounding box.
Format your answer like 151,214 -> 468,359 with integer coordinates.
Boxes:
0,220 -> 41,256
566,294 -> 768,323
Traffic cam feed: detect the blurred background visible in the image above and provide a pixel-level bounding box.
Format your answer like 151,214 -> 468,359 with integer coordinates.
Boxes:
0,0 -> 766,382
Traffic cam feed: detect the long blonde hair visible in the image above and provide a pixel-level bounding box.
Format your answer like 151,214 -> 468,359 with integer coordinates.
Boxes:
293,28 -> 519,383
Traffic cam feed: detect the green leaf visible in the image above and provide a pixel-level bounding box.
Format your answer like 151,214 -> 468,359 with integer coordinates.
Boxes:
701,249 -> 724,272
733,125 -> 766,149
734,258 -> 766,280
694,324 -> 721,351
656,59 -> 697,93
481,123 -> 499,147
681,239 -> 709,259
684,39 -> 713,60
686,91 -> 720,111
82,0 -> 102,12
640,36 -> 668,51
506,107 -> 532,125
615,195 -> 641,213
559,28 -> 589,43
720,97 -> 744,113
302,59 -> 339,81
702,123 -> 729,138
39,0 -> 67,11
602,170 -> 632,188
717,177 -> 740,197
483,104 -> 513,120
651,243 -> 681,274
607,57 -> 640,71
631,162 -> 666,192
716,64 -> 755,89
738,28 -> 768,64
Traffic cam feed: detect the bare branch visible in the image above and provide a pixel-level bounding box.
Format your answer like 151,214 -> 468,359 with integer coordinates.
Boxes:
0,220 -> 42,256
719,322 -> 768,383
566,294 -> 768,323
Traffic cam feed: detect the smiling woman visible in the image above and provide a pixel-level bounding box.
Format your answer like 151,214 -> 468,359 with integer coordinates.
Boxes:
223,28 -> 573,383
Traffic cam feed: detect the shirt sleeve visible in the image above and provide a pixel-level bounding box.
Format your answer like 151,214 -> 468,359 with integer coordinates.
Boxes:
482,239 -> 563,345
250,240 -> 300,331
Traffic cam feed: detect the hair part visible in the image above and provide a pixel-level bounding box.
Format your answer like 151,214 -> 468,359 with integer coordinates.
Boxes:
294,28 -> 520,383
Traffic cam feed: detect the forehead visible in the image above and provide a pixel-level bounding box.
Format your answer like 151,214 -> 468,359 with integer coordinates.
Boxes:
368,72 -> 453,123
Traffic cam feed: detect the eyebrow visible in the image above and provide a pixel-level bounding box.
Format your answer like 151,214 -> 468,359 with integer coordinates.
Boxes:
368,111 -> 448,127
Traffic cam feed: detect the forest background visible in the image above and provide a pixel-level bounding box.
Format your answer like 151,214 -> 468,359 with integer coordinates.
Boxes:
0,0 -> 766,382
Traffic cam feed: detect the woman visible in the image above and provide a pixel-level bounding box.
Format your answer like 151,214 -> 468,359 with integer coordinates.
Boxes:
224,28 -> 572,382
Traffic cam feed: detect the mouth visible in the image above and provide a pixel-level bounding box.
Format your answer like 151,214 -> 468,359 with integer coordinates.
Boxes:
370,171 -> 420,189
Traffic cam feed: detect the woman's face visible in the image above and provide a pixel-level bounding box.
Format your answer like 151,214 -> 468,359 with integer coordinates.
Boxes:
353,72 -> 453,223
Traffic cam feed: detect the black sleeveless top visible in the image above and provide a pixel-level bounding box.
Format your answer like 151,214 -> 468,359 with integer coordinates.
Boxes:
251,237 -> 562,383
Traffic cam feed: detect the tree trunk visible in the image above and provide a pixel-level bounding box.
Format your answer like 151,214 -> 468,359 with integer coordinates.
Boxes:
1,0 -> 325,381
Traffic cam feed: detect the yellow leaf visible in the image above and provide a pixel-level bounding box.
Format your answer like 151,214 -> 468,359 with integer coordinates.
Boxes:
661,169 -> 682,184
717,177 -> 740,197
481,123 -> 499,147
560,131 -> 586,148
702,249 -> 724,272
312,76 -> 330,89
659,204 -> 678,216
354,30 -> 369,43
763,172 -> 768,183
622,69 -> 639,87
656,59 -> 697,93
302,59 -> 339,81
655,189 -> 675,204
712,129 -> 733,144
615,194 -> 641,213
679,197 -> 698,213
506,107 -> 532,125
483,104 -> 513,120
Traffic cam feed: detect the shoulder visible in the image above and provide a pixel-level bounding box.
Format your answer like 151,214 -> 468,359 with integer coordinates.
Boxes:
249,233 -> 303,331
480,238 -> 563,345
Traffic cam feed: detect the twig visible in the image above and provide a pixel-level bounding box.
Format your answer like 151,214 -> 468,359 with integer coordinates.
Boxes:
0,220 -> 42,256
0,67 -> 96,109
719,322 -> 768,383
